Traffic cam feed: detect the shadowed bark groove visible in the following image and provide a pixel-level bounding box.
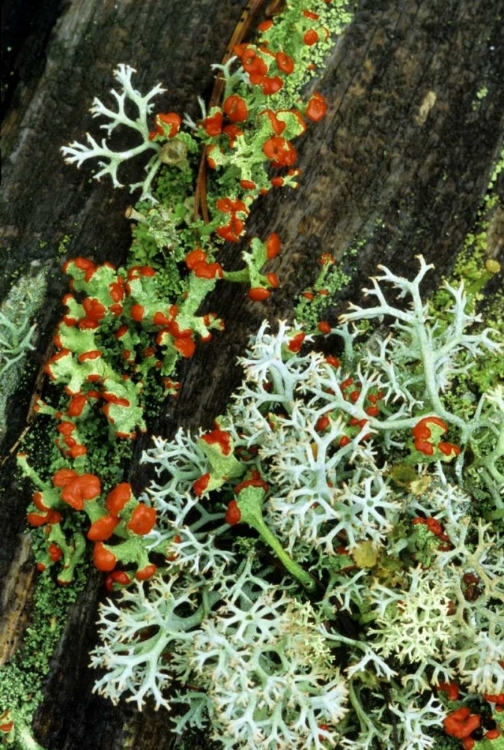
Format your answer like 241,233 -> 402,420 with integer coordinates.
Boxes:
1,1 -> 503,748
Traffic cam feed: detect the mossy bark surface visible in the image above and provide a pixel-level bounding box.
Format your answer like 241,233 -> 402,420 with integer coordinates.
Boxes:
1,1 -> 503,748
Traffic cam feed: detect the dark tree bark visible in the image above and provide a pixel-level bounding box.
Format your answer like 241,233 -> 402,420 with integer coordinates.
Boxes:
1,0 -> 503,748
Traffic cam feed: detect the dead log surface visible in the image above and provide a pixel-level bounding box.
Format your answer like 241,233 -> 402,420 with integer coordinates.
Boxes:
1,0 -> 504,748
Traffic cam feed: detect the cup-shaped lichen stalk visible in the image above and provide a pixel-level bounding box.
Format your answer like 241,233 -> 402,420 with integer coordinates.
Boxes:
464,258 -> 501,298
226,484 -> 317,592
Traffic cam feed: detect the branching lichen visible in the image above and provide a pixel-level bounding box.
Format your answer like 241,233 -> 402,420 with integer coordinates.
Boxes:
93,257 -> 504,748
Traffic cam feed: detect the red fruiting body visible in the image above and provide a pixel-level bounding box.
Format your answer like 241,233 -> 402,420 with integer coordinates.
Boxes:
0,713 -> 14,734
193,260 -> 224,279
412,416 -> 457,457
234,471 -> 269,496
262,136 -> 297,167
303,29 -> 319,45
223,95 -> 248,123
225,499 -> 241,526
105,570 -> 131,592
415,437 -> 434,455
484,693 -> 504,705
259,75 -> 283,95
316,415 -> 330,431
217,197 -> 248,214
186,249 -> 207,270
266,272 -> 279,288
45,349 -> 71,380
33,492 -> 49,511
366,405 -> 380,417
325,355 -> 340,367
127,265 -> 155,279
206,145 -> 218,168
135,564 -> 157,581
130,304 -> 145,322
61,474 -> 101,511
438,441 -> 461,457
82,297 -> 106,323
486,730 -> 500,740
78,350 -> 102,363
157,112 -> 181,137
48,543 -> 63,562
248,287 -> 271,302
412,516 -> 449,541
67,443 -> 87,459
318,321 -> 331,334
202,111 -> 223,136
103,392 -> 130,407
115,324 -> 128,339
87,515 -> 119,541
216,220 -> 245,243
52,468 -> 79,488
437,682 -> 460,702
201,427 -> 232,455
93,542 -> 117,573
149,112 -> 181,140
105,482 -> 132,518
413,415 -> 448,438
261,108 -> 286,135
240,47 -> 268,76
27,510 -> 62,527
258,19 -> 273,31
174,336 -> 196,358
266,232 -> 281,259
463,572 -> 479,585
67,394 -> 87,417
319,253 -> 336,266
443,707 -> 480,739
169,320 -> 191,338
275,51 -> 294,74
215,200 -> 247,242
153,311 -> 171,326
93,542 -> 117,572
288,332 -> 306,352
193,472 -> 211,496
306,92 -> 328,122
108,280 -> 124,303
126,504 -> 157,535
68,257 -> 96,281
222,123 -> 243,146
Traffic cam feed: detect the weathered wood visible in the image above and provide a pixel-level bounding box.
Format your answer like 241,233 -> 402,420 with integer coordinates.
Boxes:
1,0 -> 504,748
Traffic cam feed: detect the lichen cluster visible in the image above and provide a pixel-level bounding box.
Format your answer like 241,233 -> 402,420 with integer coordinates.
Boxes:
0,269 -> 46,442
15,0 -> 349,596
89,258 -> 504,749
3,1 -> 504,749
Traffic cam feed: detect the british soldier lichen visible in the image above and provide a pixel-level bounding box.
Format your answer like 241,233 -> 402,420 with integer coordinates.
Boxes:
5,1 -> 504,749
